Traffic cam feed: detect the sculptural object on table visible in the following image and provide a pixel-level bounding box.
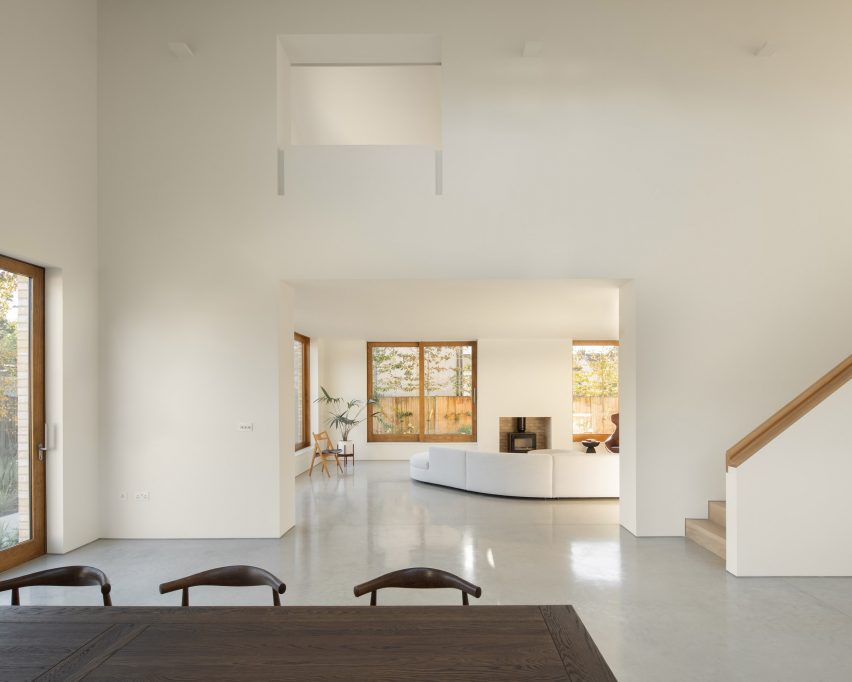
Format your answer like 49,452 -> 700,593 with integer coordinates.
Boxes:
604,413 -> 619,453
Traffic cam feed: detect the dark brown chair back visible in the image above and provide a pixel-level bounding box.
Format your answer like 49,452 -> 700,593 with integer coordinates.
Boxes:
353,567 -> 482,605
604,413 -> 620,453
159,565 -> 286,606
0,565 -> 112,606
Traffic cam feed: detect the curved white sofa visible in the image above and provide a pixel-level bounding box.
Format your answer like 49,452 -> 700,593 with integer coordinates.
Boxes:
410,446 -> 619,499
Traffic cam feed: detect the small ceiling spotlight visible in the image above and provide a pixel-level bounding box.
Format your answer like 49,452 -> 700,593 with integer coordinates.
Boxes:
168,42 -> 195,60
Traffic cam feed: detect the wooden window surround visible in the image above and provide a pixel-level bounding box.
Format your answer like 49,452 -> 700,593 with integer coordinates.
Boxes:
367,341 -> 477,443
0,253 -> 45,573
572,340 -> 619,442
294,333 -> 310,450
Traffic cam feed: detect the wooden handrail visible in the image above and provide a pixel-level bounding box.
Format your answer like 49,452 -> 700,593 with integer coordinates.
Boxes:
727,354 -> 852,468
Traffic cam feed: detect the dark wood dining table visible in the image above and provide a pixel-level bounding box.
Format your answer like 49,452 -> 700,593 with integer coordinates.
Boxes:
0,604 -> 617,681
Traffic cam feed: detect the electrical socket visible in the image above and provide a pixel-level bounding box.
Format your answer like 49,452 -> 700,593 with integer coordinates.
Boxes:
238,423 -> 254,432
134,491 -> 150,502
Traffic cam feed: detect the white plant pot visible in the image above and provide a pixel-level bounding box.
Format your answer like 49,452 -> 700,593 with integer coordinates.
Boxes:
338,440 -> 355,455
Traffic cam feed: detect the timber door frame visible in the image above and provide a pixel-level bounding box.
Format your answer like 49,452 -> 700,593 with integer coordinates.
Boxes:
0,254 -> 46,572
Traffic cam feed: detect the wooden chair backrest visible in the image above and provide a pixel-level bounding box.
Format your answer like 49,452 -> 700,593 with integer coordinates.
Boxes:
353,567 -> 482,606
313,431 -> 333,453
159,565 -> 286,606
0,565 -> 112,606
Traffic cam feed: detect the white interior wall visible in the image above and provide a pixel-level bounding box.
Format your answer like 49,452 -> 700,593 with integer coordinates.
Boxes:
98,0 -> 852,539
476,339 -> 573,453
727,381 -> 852,576
0,0 -> 99,553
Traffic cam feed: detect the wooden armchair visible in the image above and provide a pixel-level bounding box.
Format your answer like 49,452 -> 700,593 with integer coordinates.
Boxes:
310,431 -> 342,477
0,565 -> 112,606
354,567 -> 482,605
159,565 -> 286,606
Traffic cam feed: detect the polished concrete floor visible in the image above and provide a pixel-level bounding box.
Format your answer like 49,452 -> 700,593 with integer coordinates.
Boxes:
3,462 -> 852,681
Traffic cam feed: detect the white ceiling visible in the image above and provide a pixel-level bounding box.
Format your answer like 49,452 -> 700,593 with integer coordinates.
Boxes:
290,279 -> 620,340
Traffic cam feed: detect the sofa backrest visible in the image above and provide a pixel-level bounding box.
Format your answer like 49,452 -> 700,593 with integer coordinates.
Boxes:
427,446 -> 467,488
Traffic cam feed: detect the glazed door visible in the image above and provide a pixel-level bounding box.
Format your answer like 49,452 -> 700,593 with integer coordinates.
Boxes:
0,254 -> 45,572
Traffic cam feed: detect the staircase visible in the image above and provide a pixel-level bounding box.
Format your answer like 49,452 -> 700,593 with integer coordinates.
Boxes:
686,501 -> 726,559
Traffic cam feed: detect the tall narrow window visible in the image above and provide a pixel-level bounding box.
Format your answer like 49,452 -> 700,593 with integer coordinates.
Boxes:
294,333 -> 310,450
572,341 -> 619,441
368,342 -> 476,443
0,254 -> 45,572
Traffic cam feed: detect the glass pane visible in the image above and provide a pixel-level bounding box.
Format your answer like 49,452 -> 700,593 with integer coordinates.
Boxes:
0,270 -> 31,550
293,339 -> 304,445
572,344 -> 619,436
423,345 -> 474,436
371,346 -> 420,436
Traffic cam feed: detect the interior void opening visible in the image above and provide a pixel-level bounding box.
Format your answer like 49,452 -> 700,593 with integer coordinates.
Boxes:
277,34 -> 442,194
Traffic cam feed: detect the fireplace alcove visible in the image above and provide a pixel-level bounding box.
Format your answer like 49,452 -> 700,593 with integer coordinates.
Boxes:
499,417 -> 551,453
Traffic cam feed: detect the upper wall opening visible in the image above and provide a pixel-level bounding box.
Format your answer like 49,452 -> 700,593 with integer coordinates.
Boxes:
278,34 -> 442,149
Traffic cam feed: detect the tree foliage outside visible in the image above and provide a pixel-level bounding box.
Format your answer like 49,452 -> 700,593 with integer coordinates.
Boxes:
572,345 -> 618,398
572,344 -> 619,435
0,270 -> 20,517
371,345 -> 474,436
371,345 -> 472,396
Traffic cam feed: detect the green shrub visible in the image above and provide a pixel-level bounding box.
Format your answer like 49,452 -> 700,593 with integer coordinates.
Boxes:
0,520 -> 17,550
0,454 -> 18,516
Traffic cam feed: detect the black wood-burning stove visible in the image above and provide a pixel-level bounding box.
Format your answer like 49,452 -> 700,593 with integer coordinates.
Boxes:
508,417 -> 537,452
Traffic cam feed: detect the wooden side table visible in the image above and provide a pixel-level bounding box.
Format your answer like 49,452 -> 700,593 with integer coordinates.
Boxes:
339,444 -> 355,469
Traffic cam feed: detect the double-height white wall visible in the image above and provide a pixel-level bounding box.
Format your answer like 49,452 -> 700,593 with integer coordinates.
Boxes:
95,0 -> 852,543
0,0 -> 99,553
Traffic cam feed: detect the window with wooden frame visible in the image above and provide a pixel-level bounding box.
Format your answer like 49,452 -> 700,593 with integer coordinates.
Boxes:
572,340 -> 619,442
294,333 -> 310,450
367,342 -> 476,443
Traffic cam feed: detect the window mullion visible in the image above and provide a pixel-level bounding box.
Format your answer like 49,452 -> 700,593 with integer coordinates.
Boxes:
418,342 -> 426,441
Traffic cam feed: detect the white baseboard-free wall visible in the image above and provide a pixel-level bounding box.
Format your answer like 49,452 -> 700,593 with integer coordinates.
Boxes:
97,0 -> 852,540
727,381 -> 852,576
0,0 -> 99,554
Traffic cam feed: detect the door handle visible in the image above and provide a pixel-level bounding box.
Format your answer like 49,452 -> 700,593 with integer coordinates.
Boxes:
38,424 -> 49,461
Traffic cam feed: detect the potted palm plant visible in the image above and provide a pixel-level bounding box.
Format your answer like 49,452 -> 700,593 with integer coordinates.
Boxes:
315,387 -> 378,455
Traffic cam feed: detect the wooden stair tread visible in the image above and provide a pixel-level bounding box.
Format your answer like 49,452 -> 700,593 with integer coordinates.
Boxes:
685,518 -> 726,560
